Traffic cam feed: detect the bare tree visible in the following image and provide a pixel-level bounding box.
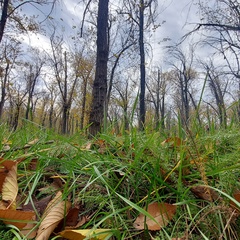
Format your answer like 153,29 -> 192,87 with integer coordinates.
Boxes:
202,60 -> 230,128
44,80 -> 58,129
0,0 -> 56,44
73,52 -> 94,131
8,82 -> 27,131
147,68 -> 169,130
24,52 -> 44,121
50,34 -> 79,134
120,0 -> 158,130
185,0 -> 240,78
167,46 -> 198,128
0,39 -> 21,121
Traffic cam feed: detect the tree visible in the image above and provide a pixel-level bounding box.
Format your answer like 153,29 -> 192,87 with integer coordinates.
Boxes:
167,46 -> 198,128
106,20 -> 137,111
179,0 -> 240,127
146,68 -> 168,130
186,0 -> 240,78
0,0 -> 56,44
24,51 -> 44,121
74,52 -> 94,131
0,39 -> 21,120
44,81 -> 58,129
201,60 -> 230,128
8,82 -> 27,131
120,0 -> 158,130
50,34 -> 80,134
88,0 -> 109,136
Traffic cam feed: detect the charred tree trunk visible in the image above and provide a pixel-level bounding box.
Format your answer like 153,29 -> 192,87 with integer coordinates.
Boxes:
139,0 -> 146,131
0,61 -> 9,119
0,0 -> 9,44
88,0 -> 109,136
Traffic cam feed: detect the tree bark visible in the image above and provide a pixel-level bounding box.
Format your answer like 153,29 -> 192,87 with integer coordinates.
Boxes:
88,0 -> 109,137
80,78 -> 87,130
0,0 -> 9,44
0,61 -> 9,119
139,0 -> 146,131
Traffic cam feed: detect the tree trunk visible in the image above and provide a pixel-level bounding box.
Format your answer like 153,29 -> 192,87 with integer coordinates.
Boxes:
12,105 -> 20,131
62,104 -> 70,134
0,61 -> 9,119
88,0 -> 109,137
139,0 -> 146,130
0,0 -> 9,44
80,78 -> 87,130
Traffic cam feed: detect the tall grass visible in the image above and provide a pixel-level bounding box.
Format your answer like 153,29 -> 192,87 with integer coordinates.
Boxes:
0,119 -> 240,239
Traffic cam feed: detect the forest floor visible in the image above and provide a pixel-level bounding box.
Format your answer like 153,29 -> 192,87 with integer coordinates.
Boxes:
0,123 -> 240,239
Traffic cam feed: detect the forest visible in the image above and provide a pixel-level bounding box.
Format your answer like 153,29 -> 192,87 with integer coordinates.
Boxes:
0,0 -> 240,239
0,0 -> 239,135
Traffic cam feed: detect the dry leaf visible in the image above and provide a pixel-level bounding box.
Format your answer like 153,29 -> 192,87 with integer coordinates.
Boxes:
56,207 -> 80,232
0,159 -> 17,191
0,209 -> 35,229
2,161 -> 18,208
28,158 -> 38,171
20,214 -> 37,239
24,138 -> 39,148
22,195 -> 52,215
230,190 -> 240,213
190,185 -> 219,202
2,145 -> 10,151
65,207 -> 80,226
161,137 -> 184,148
0,201 -> 7,210
60,229 -> 112,240
133,202 -> 177,230
36,191 -> 71,240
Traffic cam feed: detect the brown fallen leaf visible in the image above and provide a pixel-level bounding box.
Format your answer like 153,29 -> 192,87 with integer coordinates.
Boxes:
28,158 -> 38,171
65,207 -> 80,226
133,202 -> 177,230
55,207 -> 80,232
230,190 -> 240,213
190,185 -> 219,202
0,209 -> 35,229
0,159 -> 17,192
22,195 -> 52,215
20,214 -> 37,239
2,161 -> 18,209
36,191 -> 71,240
161,137 -> 184,148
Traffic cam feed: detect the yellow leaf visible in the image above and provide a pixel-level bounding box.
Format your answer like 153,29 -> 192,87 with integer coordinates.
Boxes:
1,139 -> 12,145
2,162 -> 18,209
60,229 -> 112,240
133,202 -> 176,230
36,191 -> 71,240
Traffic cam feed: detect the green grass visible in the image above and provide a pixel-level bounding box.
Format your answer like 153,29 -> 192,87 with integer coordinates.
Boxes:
0,122 -> 240,239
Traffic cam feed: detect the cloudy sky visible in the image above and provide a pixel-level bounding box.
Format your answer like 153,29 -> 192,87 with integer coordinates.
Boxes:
21,0 -> 201,54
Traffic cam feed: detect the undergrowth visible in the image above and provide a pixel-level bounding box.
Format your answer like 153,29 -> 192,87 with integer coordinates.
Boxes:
0,122 -> 240,239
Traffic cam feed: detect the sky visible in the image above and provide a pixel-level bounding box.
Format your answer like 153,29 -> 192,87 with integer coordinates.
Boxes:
20,0 -> 202,58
